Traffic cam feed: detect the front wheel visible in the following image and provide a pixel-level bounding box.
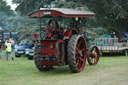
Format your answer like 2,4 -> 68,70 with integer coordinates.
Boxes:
68,35 -> 87,73
87,46 -> 100,65
34,54 -> 53,71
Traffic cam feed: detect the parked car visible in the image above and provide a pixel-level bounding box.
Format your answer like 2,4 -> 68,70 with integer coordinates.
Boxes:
15,44 -> 33,57
25,47 -> 34,60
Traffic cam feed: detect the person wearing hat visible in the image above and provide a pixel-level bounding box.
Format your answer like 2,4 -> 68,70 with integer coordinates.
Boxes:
5,40 -> 14,61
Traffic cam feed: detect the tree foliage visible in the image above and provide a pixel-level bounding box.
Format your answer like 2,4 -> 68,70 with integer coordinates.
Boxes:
0,0 -> 14,15
86,0 -> 128,34
10,0 -> 103,40
11,0 -> 128,40
0,0 -> 14,29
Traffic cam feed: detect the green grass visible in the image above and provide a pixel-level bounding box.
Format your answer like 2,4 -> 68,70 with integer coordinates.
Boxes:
0,53 -> 128,85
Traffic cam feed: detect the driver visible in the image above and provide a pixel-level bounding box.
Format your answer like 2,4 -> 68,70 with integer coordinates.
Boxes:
47,19 -> 59,39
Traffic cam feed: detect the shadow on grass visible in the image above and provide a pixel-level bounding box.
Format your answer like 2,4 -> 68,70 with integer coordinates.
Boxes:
34,66 -> 72,76
34,64 -> 95,76
101,54 -> 126,57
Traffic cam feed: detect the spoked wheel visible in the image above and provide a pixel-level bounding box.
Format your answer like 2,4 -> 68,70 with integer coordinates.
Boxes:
87,46 -> 100,65
68,35 -> 87,73
34,42 -> 53,71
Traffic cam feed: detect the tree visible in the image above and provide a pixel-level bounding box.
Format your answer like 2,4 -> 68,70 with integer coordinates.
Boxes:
12,0 -> 103,40
12,0 -> 55,15
8,14 -> 39,41
86,0 -> 128,36
0,0 -> 14,15
0,0 -> 14,29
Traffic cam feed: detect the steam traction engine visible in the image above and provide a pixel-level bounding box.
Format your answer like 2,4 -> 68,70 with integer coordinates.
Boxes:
29,8 -> 100,73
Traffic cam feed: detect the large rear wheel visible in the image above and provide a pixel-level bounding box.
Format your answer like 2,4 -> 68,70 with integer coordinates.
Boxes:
87,46 -> 100,65
68,35 -> 87,73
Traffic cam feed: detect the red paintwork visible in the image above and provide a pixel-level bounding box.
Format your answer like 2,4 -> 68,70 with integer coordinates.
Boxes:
59,40 -> 63,43
40,40 -> 65,66
75,37 -> 87,72
32,33 -> 39,40
29,8 -> 95,18
29,10 -> 63,18
113,51 -> 118,53
40,40 -> 58,65
41,40 -> 57,57
79,28 -> 83,33
63,30 -> 72,40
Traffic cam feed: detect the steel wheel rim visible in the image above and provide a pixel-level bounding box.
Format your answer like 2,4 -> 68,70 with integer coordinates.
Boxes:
89,46 -> 99,65
75,37 -> 86,72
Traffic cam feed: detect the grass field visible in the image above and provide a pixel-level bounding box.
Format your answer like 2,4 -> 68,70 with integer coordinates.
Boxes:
0,52 -> 128,85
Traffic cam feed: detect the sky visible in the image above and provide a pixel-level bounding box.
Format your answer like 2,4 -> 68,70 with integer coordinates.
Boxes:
5,0 -> 18,10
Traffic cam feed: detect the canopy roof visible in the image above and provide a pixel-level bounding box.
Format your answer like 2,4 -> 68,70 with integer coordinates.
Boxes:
29,8 -> 95,18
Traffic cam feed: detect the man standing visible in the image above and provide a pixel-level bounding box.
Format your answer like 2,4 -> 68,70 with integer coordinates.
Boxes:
6,40 -> 14,61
